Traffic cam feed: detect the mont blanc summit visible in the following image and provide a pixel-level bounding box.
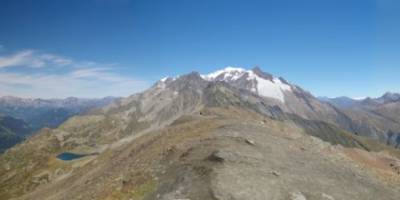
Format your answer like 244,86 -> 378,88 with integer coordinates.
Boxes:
201,67 -> 292,102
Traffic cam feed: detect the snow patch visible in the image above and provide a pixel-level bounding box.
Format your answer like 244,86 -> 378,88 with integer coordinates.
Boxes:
202,66 -> 246,81
247,70 -> 291,102
352,96 -> 366,100
257,77 -> 291,102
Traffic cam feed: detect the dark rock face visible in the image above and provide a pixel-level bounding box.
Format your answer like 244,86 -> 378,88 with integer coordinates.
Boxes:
386,131 -> 400,148
252,66 -> 273,80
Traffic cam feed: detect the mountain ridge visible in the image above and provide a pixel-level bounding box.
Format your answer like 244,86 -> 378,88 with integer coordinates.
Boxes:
1,67 -> 400,200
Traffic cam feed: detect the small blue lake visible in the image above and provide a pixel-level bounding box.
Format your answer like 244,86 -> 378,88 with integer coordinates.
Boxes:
57,152 -> 87,161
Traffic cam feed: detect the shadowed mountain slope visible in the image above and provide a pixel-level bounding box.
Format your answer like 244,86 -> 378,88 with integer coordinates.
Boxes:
0,115 -> 30,153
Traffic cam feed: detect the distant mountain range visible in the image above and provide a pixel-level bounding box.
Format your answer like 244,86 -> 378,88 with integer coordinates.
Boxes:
1,67 -> 400,199
318,96 -> 361,108
319,92 -> 400,108
320,93 -> 400,147
0,96 -> 117,152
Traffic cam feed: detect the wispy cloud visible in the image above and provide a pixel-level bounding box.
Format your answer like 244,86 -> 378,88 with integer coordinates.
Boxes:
0,50 -> 34,68
0,50 -> 74,68
0,71 -> 148,98
0,48 -> 150,98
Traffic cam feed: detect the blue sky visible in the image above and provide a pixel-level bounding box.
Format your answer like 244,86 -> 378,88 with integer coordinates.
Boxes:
0,0 -> 399,98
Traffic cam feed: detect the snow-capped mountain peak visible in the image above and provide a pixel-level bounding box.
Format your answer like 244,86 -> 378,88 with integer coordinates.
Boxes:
157,67 -> 293,102
201,67 -> 292,102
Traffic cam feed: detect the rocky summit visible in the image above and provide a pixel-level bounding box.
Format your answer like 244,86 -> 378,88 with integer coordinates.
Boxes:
1,67 -> 400,200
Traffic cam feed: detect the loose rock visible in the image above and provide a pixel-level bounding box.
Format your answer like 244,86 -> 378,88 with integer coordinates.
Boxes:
271,171 -> 280,177
321,193 -> 335,200
290,191 -> 307,200
245,139 -> 255,145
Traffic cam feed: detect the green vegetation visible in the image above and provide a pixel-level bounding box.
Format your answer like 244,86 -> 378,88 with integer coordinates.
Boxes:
131,180 -> 157,200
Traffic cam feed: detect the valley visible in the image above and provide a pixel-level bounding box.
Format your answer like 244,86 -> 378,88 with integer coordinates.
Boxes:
0,97 -> 117,152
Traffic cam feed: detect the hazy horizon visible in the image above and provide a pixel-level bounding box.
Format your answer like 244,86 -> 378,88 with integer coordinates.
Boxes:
0,65 -> 396,100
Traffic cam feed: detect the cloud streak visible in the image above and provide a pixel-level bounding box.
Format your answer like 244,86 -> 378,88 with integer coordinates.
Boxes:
0,50 -> 76,68
0,48 -> 150,98
0,71 -> 148,98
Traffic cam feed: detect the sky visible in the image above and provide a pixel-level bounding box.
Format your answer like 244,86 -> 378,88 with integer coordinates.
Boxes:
0,0 -> 399,98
